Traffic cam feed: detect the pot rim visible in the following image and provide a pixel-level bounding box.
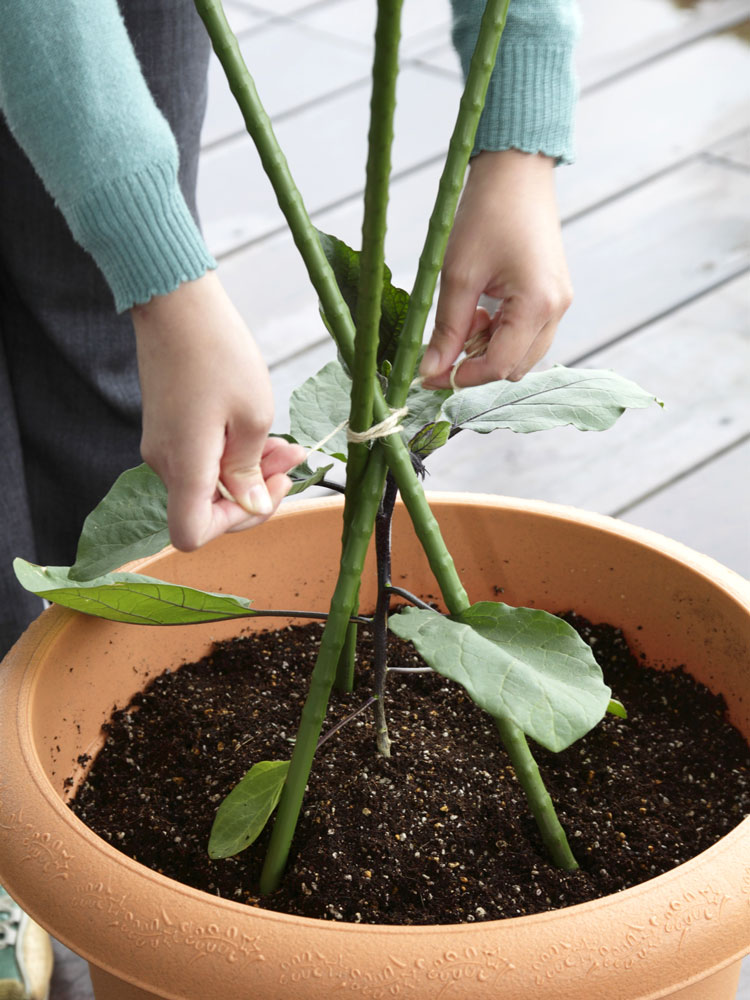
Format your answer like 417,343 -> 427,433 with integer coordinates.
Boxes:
2,493 -> 749,996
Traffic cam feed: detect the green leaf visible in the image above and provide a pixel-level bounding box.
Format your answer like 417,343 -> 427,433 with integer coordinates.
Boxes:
388,602 -> 611,752
289,359 -> 351,460
14,559 -> 256,626
607,698 -> 628,719
400,380 -> 452,444
316,230 -> 409,366
287,460 -> 336,496
209,760 -> 290,859
443,365 -> 661,435
409,421 -> 452,460
69,464 -> 170,581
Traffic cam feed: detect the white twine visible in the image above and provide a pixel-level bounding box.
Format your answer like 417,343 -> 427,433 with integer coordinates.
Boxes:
217,405 -> 409,511
219,327 -> 491,511
449,327 -> 490,392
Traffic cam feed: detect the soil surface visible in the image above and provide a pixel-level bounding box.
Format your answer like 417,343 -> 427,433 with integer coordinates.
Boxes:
70,614 -> 750,925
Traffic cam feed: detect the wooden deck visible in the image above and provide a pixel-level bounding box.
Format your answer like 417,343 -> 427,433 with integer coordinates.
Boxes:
49,0 -> 750,996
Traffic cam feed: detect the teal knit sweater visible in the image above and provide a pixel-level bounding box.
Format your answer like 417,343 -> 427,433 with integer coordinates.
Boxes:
453,0 -> 580,162
0,0 -> 578,313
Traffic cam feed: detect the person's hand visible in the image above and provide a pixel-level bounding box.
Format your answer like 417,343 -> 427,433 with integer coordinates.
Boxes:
131,272 -> 305,551
419,149 -> 573,389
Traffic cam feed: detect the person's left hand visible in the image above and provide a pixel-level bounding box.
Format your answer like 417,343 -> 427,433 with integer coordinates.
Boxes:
419,148 -> 573,389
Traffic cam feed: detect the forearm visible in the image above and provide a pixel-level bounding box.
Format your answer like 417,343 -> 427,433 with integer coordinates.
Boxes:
0,0 -> 215,310
450,0 -> 581,163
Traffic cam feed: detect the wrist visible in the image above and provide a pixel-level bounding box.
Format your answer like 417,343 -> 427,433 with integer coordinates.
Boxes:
470,148 -> 555,180
131,271 -> 216,322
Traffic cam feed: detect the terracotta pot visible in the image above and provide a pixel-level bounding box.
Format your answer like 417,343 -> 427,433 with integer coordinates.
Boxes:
1,494 -> 748,1000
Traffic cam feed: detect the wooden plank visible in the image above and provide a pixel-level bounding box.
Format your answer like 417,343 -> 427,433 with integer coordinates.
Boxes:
557,28 -> 750,218
616,439 -> 750,579
198,66 -> 461,256
218,158 -> 444,368
415,43 -> 462,77
710,127 -> 750,169
199,27 -> 750,258
221,3 -> 267,34
293,0 -> 452,55
202,20 -> 372,148
576,0 -> 750,89
221,156 -> 750,372
419,273 -> 750,516
233,0 -> 318,15
416,1 -> 750,90
556,158 -> 750,360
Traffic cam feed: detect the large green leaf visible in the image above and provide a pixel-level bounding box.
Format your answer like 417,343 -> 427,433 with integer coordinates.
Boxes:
287,459 -> 336,496
14,559 -> 256,626
289,360 -> 351,460
388,602 -> 611,752
443,366 -> 661,434
289,357 -> 456,463
208,760 -> 290,859
69,464 -> 170,581
317,230 -> 409,366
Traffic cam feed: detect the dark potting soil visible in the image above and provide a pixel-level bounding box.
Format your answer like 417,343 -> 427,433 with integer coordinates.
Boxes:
70,614 -> 750,925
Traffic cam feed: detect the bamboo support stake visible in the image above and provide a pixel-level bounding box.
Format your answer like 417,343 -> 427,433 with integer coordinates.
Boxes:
386,0 -> 511,409
192,0 -> 357,366
495,718 -> 579,871
336,0 -> 404,692
195,0 -> 577,882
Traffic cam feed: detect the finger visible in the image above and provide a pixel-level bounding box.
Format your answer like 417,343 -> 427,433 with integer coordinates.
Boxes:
505,319 -> 557,382
220,409 -> 275,518
164,449 -> 225,552
259,437 -> 307,478
189,468 -> 296,546
420,269 -> 489,380
225,472 -> 293,534
449,296 -> 542,387
420,308 -> 491,389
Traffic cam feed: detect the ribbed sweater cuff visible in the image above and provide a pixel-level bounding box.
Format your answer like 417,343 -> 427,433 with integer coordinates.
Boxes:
474,43 -> 578,164
64,162 -> 217,312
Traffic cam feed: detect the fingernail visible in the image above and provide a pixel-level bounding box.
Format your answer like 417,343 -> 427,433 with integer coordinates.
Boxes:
245,482 -> 273,516
419,345 -> 441,377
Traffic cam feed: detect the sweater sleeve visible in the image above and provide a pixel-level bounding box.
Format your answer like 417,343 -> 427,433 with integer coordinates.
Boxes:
0,0 -> 216,312
450,0 -> 581,164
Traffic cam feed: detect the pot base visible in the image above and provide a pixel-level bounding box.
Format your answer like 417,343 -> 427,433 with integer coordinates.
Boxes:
86,958 -> 742,1000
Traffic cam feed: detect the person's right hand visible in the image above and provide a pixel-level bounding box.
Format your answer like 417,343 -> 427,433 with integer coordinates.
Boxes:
131,272 -> 305,551
420,149 -> 573,389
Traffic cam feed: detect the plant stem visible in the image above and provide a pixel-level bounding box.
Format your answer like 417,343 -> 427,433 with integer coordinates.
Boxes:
334,620 -> 359,693
249,609 -> 372,624
386,0 -> 512,408
383,586 -> 434,611
494,718 -> 579,871
260,449 -> 388,894
372,475 -> 399,757
317,696 -> 377,751
381,433 -> 469,616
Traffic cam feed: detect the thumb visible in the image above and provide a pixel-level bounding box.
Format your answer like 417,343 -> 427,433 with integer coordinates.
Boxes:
219,461 -> 274,517
220,421 -> 275,516
420,275 -> 488,381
